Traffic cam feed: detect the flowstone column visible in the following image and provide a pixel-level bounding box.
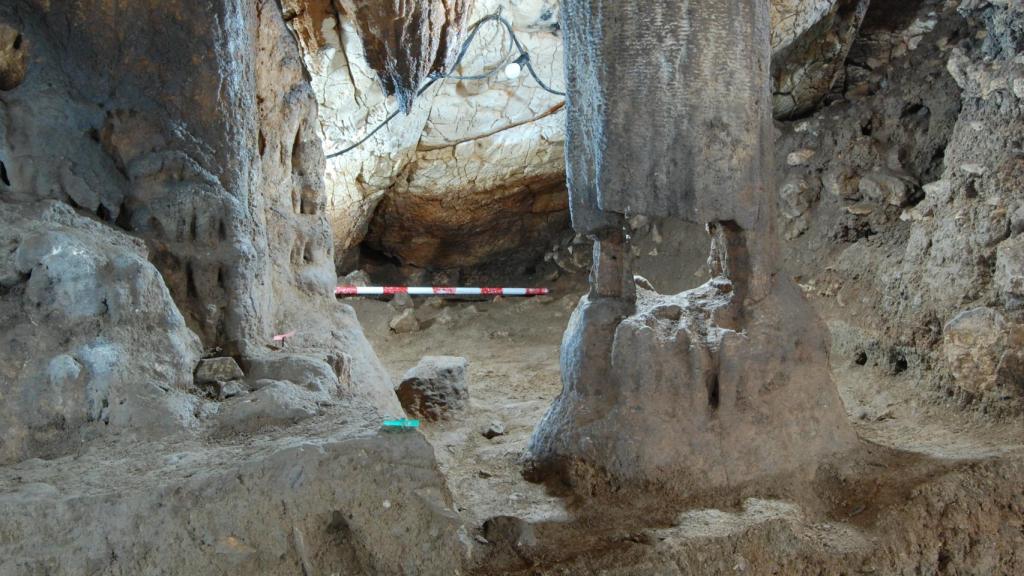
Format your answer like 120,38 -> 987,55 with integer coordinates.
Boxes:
525,0 -> 857,495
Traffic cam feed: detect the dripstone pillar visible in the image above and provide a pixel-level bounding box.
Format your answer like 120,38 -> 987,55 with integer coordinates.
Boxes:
525,0 -> 857,495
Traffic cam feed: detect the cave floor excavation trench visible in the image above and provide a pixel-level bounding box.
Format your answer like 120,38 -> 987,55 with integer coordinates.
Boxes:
5,263 -> 1021,574
345,269 -> 1024,573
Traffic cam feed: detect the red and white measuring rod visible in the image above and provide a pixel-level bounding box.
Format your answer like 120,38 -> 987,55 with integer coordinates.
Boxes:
335,286 -> 549,297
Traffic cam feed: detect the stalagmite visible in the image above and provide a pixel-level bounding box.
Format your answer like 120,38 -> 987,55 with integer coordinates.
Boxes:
525,0 -> 857,495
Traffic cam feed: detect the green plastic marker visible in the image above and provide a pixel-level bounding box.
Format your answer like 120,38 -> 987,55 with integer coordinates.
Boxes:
382,418 -> 420,430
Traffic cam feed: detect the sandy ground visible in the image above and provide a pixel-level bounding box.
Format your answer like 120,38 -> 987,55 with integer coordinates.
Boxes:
346,277 -> 583,529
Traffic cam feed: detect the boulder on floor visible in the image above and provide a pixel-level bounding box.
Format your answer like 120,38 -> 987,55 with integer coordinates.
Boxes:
396,356 -> 470,421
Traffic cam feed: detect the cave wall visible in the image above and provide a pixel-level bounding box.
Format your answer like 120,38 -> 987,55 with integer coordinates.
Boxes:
774,0 -> 1024,410
286,0 -> 869,270
0,0 -> 399,464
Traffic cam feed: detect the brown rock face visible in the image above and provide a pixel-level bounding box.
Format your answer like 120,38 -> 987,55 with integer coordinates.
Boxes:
366,170 -> 569,268
0,23 -> 26,91
338,0 -> 471,112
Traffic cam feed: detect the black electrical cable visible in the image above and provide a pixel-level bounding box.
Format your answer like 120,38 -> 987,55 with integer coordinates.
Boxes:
325,12 -> 564,160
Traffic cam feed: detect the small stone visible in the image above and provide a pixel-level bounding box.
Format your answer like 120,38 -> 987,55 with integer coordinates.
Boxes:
481,421 -> 506,439
195,357 -> 244,385
214,381 -> 320,434
340,269 -> 371,287
960,163 -> 986,176
396,356 -> 469,421
846,202 -> 878,216
1009,206 -> 1024,236
823,166 -> 860,200
859,170 -> 917,207
786,148 -> 816,166
389,308 -> 420,333
423,296 -> 447,310
390,292 -> 414,310
434,308 -> 458,327
943,308 -> 1008,394
634,275 -> 656,292
995,236 -> 1024,308
242,354 -> 340,394
779,172 -> 820,219
220,381 -> 246,399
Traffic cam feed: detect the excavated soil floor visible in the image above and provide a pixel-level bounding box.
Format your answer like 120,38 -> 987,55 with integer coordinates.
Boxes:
4,272 -> 1022,574
350,274 -> 1024,574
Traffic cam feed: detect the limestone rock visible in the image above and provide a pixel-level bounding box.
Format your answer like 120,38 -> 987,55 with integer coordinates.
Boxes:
779,172 -> 821,239
858,169 -> 919,207
396,356 -> 469,421
528,282 -> 856,493
0,0 -> 408,467
943,308 -> 1014,395
823,165 -> 861,200
336,0 -> 471,113
340,269 -> 371,287
242,354 -> 341,395
0,22 -> 26,91
0,431 -> 465,574
390,292 -> 414,311
215,381 -> 323,434
194,357 -> 244,385
996,235 -> 1024,308
527,0 -> 857,496
0,202 -> 202,464
772,0 -> 870,119
390,308 -> 421,334
481,420 -> 506,439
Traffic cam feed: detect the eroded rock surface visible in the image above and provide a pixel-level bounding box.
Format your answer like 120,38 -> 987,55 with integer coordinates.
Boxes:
0,431 -> 466,575
0,0 -> 405,464
775,0 -> 1024,409
0,202 -> 201,463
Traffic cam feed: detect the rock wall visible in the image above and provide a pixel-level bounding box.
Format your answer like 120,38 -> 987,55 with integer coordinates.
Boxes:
0,0 -> 400,464
287,0 -> 872,270
775,0 -> 1024,410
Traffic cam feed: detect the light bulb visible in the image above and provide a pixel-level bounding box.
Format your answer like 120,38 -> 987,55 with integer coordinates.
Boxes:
504,61 -> 522,80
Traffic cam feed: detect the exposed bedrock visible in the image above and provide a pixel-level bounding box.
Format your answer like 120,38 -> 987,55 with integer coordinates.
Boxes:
0,202 -> 202,464
284,0 -> 876,270
0,0 -> 401,464
524,0 -> 857,495
775,0 -> 1024,411
1,432 -> 466,575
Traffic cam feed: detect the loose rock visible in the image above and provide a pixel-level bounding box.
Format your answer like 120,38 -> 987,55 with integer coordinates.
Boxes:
390,308 -> 421,334
481,421 -> 506,440
195,357 -> 244,385
215,381 -> 322,434
396,356 -> 469,421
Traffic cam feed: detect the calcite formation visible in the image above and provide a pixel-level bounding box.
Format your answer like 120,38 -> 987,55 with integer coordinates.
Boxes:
526,0 -> 856,494
285,0 -> 874,270
337,0 -> 471,113
0,0 -> 400,463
